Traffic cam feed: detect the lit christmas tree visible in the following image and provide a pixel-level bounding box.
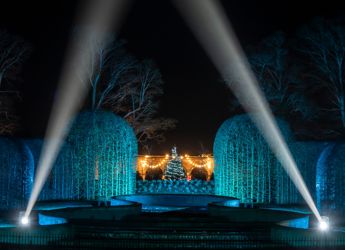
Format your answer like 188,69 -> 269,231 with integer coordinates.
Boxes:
164,147 -> 186,180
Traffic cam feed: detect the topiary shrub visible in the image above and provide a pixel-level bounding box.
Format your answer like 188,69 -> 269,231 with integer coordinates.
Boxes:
0,138 -> 34,209
213,114 -> 296,204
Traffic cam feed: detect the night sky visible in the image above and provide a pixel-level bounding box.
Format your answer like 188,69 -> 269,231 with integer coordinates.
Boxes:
1,0 -> 345,155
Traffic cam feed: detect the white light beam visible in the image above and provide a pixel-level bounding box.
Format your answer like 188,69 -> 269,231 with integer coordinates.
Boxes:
174,0 -> 322,222
24,0 -> 130,219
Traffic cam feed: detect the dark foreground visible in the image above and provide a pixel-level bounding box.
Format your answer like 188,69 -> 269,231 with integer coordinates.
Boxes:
0,195 -> 344,249
0,210 -> 344,249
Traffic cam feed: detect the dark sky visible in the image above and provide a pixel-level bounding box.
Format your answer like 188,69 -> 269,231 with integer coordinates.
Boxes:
1,0 -> 345,155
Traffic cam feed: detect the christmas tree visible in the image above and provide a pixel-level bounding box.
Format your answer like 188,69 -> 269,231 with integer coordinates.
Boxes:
164,147 -> 186,180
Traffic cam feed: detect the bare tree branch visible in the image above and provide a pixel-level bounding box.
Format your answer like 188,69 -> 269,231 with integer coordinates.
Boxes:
77,30 -> 177,148
247,31 -> 317,120
0,31 -> 30,135
297,17 -> 345,128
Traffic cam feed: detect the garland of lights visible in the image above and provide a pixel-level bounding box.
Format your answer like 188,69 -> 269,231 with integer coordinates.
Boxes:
141,155 -> 169,168
140,154 -> 213,169
183,155 -> 212,169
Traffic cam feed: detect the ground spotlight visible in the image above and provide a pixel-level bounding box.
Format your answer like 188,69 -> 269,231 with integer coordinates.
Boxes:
318,216 -> 330,231
20,216 -> 29,226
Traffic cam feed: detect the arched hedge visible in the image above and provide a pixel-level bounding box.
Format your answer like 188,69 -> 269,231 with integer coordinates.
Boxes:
28,111 -> 138,201
67,111 -> 138,199
0,138 -> 34,209
316,142 -> 345,216
213,114 -> 297,204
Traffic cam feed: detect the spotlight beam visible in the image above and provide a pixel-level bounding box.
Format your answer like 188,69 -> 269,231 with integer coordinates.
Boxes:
174,0 -> 322,222
24,0 -> 129,219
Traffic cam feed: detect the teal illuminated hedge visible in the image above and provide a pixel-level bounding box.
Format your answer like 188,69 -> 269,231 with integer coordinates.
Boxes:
316,143 -> 345,216
0,138 -> 34,209
38,111 -> 138,201
213,114 -> 297,204
68,111 -> 138,200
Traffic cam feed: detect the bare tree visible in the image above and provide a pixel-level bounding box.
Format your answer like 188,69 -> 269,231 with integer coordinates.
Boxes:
247,32 -> 316,119
104,60 -> 176,150
0,31 -> 30,135
78,31 -> 176,148
297,17 -> 345,127
0,94 -> 20,135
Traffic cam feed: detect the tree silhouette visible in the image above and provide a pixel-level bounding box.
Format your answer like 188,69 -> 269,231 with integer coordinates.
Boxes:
0,31 -> 30,135
75,29 -> 176,149
297,17 -> 345,129
246,32 -> 315,119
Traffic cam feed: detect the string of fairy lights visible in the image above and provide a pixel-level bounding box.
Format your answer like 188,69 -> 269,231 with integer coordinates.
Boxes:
184,155 -> 212,169
140,154 -> 170,169
140,154 -> 213,169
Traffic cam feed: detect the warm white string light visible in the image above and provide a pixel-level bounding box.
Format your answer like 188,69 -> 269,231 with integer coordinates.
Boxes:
141,155 -> 169,168
140,154 -> 213,169
184,155 -> 213,169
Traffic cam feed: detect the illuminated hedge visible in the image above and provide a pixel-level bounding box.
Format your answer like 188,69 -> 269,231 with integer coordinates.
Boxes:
67,111 -> 137,200
136,180 -> 214,194
290,141 -> 325,204
32,111 -> 137,201
28,139 -> 77,201
0,138 -> 34,209
316,142 -> 345,216
213,114 -> 296,204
